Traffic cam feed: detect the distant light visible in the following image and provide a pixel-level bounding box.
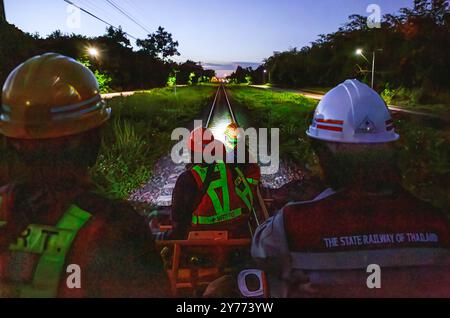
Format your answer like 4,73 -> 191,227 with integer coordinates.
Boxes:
210,119 -> 232,144
263,70 -> 267,73
356,49 -> 363,55
87,47 -> 99,57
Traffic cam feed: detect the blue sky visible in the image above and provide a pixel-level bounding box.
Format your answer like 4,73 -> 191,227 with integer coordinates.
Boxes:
4,0 -> 413,76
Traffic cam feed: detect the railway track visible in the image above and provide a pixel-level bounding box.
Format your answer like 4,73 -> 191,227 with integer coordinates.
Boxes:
206,85 -> 239,144
130,84 -> 237,208
131,84 -> 307,209
206,85 -> 237,127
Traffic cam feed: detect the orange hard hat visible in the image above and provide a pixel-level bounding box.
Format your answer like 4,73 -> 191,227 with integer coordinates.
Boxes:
1,53 -> 111,139
187,127 -> 215,153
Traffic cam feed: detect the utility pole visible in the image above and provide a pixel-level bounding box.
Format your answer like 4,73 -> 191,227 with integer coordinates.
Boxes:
174,70 -> 180,95
356,48 -> 382,89
0,0 -> 6,23
371,51 -> 376,90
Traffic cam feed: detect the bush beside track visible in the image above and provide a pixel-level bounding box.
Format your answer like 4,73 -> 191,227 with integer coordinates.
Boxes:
91,85 -> 216,199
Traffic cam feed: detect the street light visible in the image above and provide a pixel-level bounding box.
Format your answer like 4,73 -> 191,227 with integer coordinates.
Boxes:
355,48 -> 375,88
87,47 -> 99,58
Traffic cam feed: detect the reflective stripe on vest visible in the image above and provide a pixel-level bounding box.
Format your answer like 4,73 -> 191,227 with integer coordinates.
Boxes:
191,163 -> 252,225
192,209 -> 243,225
234,167 -> 255,213
246,178 -> 259,186
1,203 -> 91,298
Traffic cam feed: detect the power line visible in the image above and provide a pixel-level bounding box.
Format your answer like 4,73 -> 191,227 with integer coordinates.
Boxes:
81,0 -> 148,38
104,0 -> 151,34
78,0 -> 119,25
63,0 -> 138,40
121,0 -> 153,30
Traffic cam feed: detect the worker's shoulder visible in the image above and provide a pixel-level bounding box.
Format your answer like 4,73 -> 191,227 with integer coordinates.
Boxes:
283,186 -> 446,220
68,191 -> 154,271
63,192 -> 166,297
178,167 -> 196,179
388,188 -> 448,220
74,191 -> 151,243
282,188 -> 337,212
175,168 -> 198,187
76,191 -> 135,220
237,162 -> 261,179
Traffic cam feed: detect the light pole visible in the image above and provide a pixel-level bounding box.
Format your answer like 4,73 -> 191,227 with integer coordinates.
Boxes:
263,69 -> 267,84
174,70 -> 180,95
356,48 -> 376,88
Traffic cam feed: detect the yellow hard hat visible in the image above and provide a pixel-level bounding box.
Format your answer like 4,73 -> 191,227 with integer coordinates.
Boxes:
1,53 -> 111,139
225,122 -> 240,142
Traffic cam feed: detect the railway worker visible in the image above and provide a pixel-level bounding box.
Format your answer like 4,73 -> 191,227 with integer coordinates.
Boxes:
223,122 -> 261,192
170,126 -> 260,240
251,79 -> 450,297
0,53 -> 168,298
224,122 -> 240,155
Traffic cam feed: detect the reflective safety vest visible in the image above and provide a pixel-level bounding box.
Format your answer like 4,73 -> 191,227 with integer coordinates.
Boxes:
191,163 -> 258,226
0,197 -> 92,298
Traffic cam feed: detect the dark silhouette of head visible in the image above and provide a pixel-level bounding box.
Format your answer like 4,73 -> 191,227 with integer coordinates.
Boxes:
311,139 -> 400,192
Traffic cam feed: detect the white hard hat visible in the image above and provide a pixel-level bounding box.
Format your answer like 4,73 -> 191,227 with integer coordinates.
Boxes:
307,79 -> 399,144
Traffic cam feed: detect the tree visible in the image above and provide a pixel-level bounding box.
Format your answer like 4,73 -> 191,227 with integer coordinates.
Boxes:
0,23 -> 38,89
176,60 -> 202,85
105,26 -> 131,47
136,26 -> 180,60
47,30 -> 64,39
229,66 -> 257,84
262,0 -> 450,97
78,58 -> 112,93
166,72 -> 177,87
0,22 -> 179,92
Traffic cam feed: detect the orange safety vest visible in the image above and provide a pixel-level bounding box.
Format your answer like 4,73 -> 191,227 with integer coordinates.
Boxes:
190,163 -> 257,226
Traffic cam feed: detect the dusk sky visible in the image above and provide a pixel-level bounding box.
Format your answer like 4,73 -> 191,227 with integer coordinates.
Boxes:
4,0 -> 413,76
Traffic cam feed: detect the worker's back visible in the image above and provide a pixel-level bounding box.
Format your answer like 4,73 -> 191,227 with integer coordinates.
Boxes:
282,188 -> 450,297
0,184 -> 169,298
171,162 -> 259,239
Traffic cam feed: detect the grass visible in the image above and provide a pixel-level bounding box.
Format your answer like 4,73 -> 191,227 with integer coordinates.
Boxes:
394,117 -> 449,211
381,86 -> 450,118
91,85 -> 216,199
301,85 -> 450,118
272,85 -> 449,118
299,87 -> 332,95
229,86 -> 449,212
390,100 -> 449,118
228,86 -> 320,171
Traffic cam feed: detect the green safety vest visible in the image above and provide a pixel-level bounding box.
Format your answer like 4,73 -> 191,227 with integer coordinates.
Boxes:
191,163 -> 257,225
0,197 -> 92,298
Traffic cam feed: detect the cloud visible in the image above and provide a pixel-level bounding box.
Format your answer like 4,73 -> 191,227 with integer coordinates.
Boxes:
202,61 -> 262,77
